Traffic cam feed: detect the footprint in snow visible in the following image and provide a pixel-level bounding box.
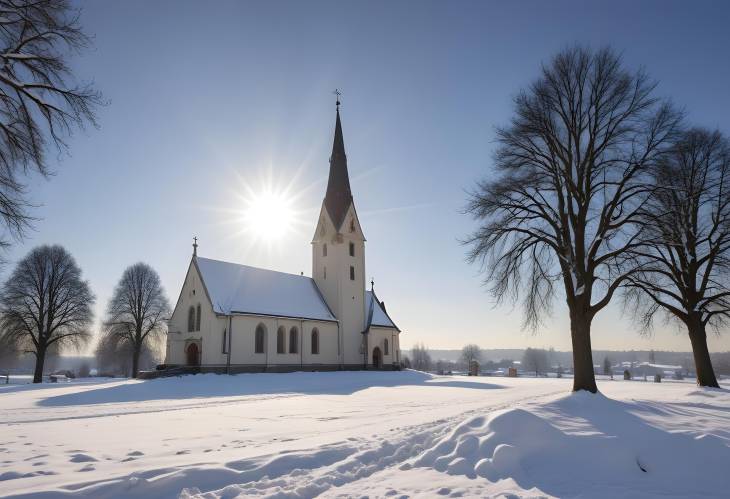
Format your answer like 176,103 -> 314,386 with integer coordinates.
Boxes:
69,453 -> 97,463
176,450 -> 190,455
77,464 -> 95,472
127,451 -> 144,457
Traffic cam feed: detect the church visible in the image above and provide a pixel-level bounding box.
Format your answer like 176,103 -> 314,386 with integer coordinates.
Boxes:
164,103 -> 402,372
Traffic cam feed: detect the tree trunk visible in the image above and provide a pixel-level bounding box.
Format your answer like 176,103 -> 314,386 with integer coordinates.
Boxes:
687,318 -> 720,388
569,309 -> 598,393
132,344 -> 141,379
33,346 -> 46,384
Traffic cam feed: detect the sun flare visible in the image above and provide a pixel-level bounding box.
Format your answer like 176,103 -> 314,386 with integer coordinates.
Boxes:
242,188 -> 294,241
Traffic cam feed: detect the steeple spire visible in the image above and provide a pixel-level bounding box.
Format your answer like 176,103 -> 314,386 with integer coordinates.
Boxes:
324,95 -> 353,230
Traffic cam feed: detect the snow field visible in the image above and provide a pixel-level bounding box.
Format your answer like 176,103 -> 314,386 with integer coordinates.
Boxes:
1,371 -> 728,498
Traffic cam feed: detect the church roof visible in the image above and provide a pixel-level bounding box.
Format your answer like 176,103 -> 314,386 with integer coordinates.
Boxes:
324,107 -> 354,230
194,257 -> 337,322
365,290 -> 400,331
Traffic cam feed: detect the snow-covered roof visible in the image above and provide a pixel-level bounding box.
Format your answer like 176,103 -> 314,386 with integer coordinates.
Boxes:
366,291 -> 399,331
195,257 -> 336,322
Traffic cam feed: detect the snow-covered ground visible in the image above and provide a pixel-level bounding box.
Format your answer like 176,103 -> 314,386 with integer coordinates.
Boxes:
1,371 -> 728,498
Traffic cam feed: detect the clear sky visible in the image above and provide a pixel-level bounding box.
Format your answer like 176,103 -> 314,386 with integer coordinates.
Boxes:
4,0 -> 730,353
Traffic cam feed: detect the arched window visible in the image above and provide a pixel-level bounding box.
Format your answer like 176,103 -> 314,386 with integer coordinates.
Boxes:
311,329 -> 319,355
277,326 -> 286,354
350,218 -> 355,233
349,241 -> 355,257
187,306 -> 195,332
255,324 -> 266,354
289,327 -> 298,354
323,244 -> 327,257
384,338 -> 389,355
195,304 -> 201,331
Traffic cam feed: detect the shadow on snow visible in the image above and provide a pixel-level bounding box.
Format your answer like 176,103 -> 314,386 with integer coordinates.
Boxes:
36,369 -> 505,407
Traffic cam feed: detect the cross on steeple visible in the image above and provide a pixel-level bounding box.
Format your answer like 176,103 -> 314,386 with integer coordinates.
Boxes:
371,278 -> 374,291
193,236 -> 198,256
333,88 -> 342,109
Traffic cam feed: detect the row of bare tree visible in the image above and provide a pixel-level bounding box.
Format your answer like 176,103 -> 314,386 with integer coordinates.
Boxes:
0,244 -> 170,382
465,46 -> 728,391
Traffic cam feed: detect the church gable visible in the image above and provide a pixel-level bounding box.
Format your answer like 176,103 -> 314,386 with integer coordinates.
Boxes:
341,203 -> 365,242
169,259 -> 213,334
312,203 -> 337,244
312,202 -> 365,244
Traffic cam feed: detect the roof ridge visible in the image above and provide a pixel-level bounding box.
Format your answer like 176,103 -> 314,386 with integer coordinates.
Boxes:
196,256 -> 312,280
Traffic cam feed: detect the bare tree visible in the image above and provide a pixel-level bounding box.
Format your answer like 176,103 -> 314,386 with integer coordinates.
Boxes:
0,0 -> 102,250
410,342 -> 432,372
0,244 -> 94,382
465,46 -> 681,392
602,356 -> 613,378
625,129 -> 730,387
460,344 -> 482,370
95,328 -> 163,377
102,263 -> 170,378
522,347 -> 549,377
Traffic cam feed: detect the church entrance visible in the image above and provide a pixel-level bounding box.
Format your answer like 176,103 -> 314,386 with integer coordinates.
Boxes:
186,342 -> 200,366
372,347 -> 383,369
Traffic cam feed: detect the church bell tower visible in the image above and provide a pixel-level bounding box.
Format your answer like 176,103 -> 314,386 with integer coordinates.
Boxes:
312,98 -> 366,367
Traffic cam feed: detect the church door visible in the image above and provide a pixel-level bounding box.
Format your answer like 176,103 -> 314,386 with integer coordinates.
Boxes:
186,342 -> 200,366
372,347 -> 383,369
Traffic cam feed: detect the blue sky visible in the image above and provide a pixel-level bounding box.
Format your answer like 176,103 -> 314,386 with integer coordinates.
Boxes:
5,0 -> 730,352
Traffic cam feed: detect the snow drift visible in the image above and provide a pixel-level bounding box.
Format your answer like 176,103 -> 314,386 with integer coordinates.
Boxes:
405,391 -> 730,498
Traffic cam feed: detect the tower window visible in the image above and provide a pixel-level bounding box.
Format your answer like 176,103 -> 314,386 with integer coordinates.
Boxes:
349,242 -> 355,257
324,266 -> 327,279
323,244 -> 327,257
350,219 -> 355,233
350,265 -> 355,280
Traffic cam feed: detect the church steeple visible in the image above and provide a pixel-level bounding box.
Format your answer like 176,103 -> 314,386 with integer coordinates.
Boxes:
324,99 -> 353,231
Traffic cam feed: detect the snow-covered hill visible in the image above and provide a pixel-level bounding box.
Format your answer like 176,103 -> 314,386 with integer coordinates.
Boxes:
1,371 -> 728,498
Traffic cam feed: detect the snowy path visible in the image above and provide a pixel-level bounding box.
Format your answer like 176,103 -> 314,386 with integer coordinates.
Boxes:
1,371 -> 729,498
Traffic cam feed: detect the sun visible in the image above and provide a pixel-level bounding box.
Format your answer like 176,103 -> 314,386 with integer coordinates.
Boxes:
242,188 -> 294,241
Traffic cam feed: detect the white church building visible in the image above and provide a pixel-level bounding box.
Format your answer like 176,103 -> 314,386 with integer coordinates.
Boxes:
164,104 -> 402,372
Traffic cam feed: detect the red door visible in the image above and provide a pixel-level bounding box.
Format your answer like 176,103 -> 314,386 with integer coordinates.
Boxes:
186,343 -> 200,366
372,347 -> 382,369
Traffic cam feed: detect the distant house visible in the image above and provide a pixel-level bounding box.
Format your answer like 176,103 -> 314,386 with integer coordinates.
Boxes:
164,104 -> 401,372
